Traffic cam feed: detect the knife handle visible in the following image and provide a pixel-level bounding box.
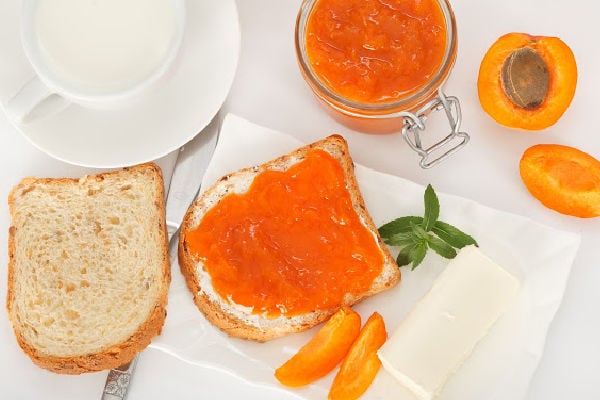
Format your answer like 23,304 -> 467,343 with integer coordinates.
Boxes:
101,355 -> 138,400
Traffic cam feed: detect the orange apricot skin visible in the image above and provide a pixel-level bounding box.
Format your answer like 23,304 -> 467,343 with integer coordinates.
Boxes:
520,144 -> 600,218
328,312 -> 387,400
477,32 -> 577,130
274,306 -> 361,387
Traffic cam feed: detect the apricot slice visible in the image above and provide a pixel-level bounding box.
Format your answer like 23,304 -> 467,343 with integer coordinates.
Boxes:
478,32 -> 577,130
274,306 -> 361,387
328,312 -> 387,400
520,144 -> 600,217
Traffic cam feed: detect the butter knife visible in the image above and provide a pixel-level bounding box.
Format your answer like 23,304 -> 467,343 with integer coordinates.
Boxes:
100,113 -> 221,400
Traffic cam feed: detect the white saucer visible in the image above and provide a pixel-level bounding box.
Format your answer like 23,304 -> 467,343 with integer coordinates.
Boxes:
0,0 -> 240,168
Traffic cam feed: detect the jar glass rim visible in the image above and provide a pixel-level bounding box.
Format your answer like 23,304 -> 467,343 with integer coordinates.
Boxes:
294,0 -> 458,113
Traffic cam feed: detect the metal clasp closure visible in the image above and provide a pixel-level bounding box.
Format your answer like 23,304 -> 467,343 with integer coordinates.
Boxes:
400,88 -> 470,169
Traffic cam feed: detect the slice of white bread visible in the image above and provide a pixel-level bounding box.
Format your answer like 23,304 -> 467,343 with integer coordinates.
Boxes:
178,135 -> 400,342
7,163 -> 170,374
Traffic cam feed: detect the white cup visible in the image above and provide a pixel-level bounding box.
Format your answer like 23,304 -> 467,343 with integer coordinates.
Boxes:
6,0 -> 186,124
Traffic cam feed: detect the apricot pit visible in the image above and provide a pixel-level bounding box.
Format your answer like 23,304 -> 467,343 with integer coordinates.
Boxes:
478,33 -> 577,130
501,47 -> 549,110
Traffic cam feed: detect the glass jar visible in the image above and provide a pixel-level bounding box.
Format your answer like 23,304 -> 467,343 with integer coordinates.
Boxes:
295,0 -> 470,168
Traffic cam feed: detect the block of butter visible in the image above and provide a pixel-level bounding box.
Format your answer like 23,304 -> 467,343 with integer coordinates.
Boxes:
377,246 -> 520,400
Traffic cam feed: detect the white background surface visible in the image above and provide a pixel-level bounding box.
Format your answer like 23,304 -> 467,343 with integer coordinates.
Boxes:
1,0 -> 599,399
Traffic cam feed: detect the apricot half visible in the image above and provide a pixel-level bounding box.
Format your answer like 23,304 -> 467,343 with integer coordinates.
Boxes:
478,33 -> 577,130
520,144 -> 600,218
274,306 -> 361,387
328,312 -> 387,400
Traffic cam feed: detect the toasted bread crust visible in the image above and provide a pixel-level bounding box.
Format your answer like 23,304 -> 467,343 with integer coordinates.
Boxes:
179,135 -> 399,342
6,163 -> 170,374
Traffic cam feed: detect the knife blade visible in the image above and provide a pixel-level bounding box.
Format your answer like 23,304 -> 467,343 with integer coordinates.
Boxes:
165,113 -> 221,241
100,113 -> 221,400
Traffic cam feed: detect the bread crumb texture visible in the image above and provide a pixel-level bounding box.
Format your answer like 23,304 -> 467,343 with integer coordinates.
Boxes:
7,163 -> 170,373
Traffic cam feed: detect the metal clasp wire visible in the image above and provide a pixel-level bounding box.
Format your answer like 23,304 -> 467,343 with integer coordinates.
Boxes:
400,88 -> 470,169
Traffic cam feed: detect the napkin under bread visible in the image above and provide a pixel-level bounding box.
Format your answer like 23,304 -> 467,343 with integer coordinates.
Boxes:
152,113 -> 581,400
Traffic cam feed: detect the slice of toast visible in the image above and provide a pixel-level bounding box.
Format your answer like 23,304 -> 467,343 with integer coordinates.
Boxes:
7,163 -> 170,374
178,135 -> 399,342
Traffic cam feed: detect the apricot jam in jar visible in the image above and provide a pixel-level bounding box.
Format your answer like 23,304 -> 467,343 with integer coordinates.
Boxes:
295,0 -> 469,168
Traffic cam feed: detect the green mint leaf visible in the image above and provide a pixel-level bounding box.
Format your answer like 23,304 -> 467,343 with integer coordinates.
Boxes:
411,241 -> 428,270
427,235 -> 458,259
378,184 -> 478,272
395,243 -> 416,266
422,184 -> 440,231
384,231 -> 417,247
378,216 -> 424,238
395,240 -> 428,269
433,221 -> 479,248
411,223 -> 429,241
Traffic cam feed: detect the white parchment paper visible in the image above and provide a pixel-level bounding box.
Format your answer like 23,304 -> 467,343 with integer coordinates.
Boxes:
151,113 -> 581,400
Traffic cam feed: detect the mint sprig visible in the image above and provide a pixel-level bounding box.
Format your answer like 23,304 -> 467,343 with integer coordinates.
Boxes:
378,184 -> 478,270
